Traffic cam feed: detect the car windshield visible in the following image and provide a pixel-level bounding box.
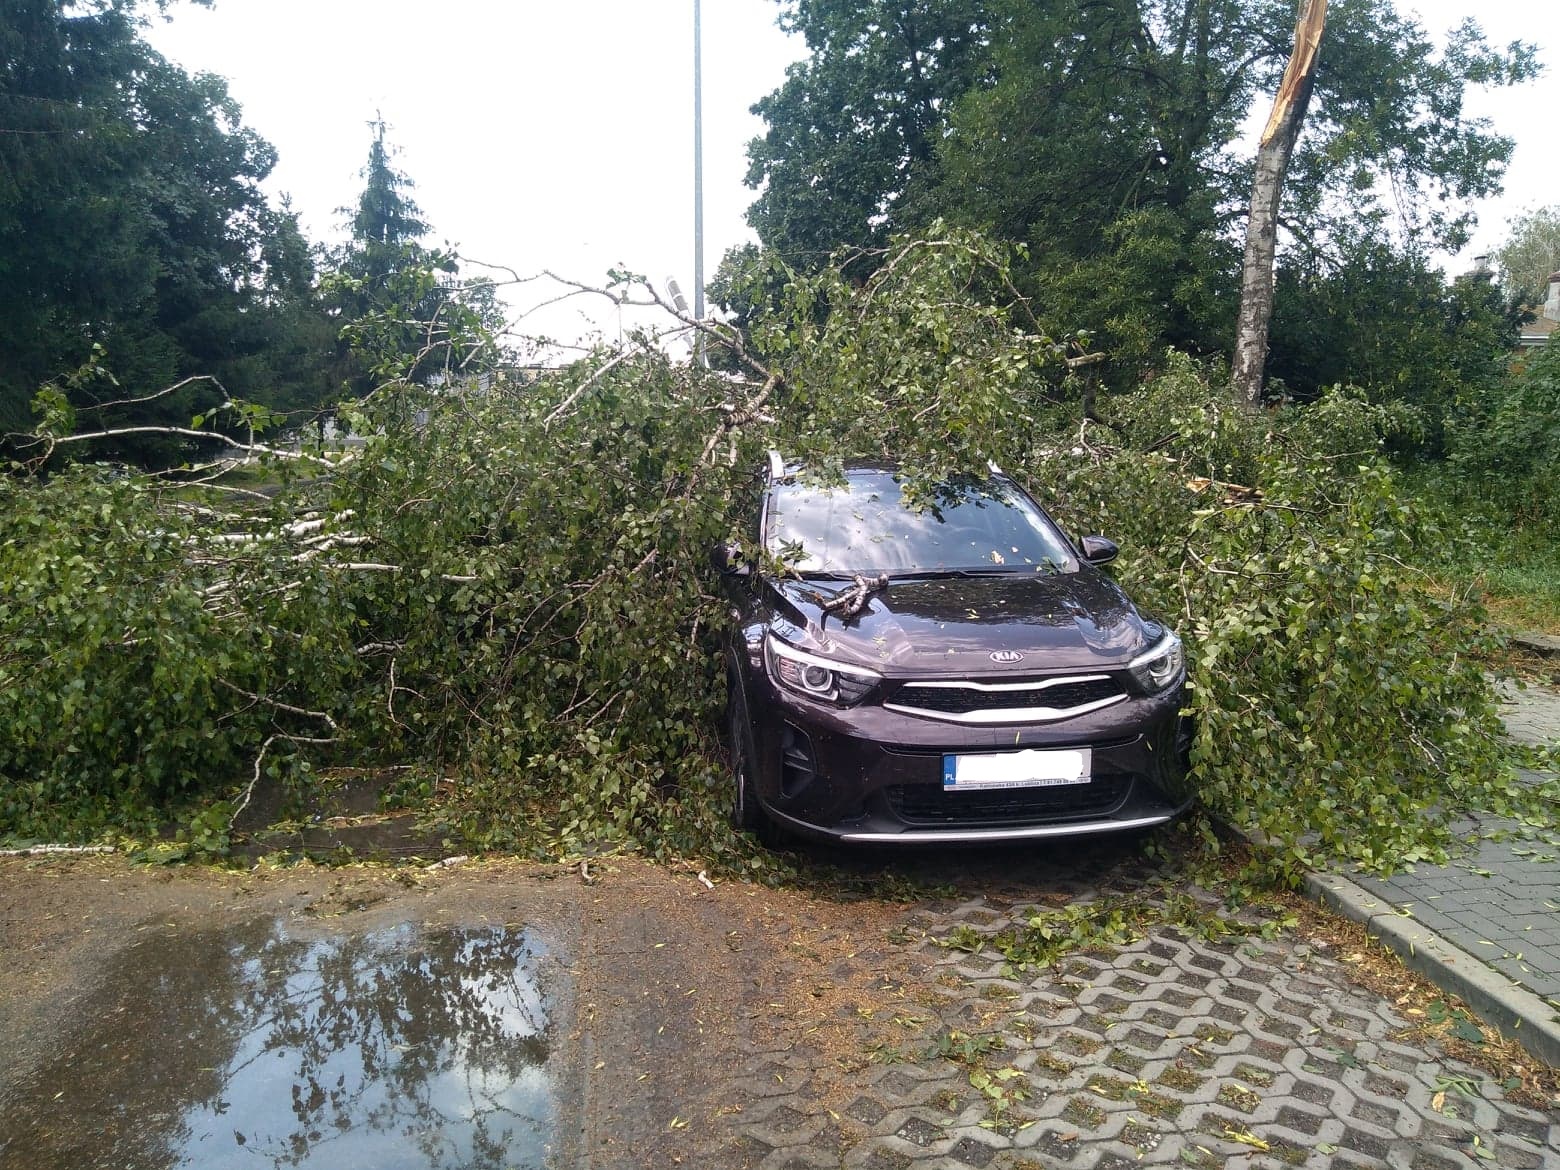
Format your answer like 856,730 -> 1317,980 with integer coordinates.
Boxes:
764,469 -> 1078,575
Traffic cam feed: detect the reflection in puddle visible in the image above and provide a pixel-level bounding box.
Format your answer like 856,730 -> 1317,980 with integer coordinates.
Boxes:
0,922 -> 556,1170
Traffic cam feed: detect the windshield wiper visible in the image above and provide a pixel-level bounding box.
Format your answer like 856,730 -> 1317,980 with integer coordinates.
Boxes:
887,566 -> 1038,579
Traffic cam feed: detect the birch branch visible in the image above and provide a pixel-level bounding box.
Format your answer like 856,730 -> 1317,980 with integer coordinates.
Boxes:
82,375 -> 229,413
217,680 -> 339,733
543,341 -> 652,428
321,563 -> 479,582
39,425 -> 339,466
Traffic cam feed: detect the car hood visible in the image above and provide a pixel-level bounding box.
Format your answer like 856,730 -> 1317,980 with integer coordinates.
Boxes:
770,571 -> 1154,675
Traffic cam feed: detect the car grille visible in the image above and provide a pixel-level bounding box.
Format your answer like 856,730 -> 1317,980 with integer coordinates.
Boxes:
886,676 -> 1124,722
885,775 -> 1130,825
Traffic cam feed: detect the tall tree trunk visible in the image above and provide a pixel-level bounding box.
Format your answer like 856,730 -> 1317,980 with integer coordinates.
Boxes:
1231,0 -> 1327,406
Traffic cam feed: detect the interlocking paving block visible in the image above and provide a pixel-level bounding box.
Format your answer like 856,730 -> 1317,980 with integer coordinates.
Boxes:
941,1133 -> 1001,1166
741,1100 -> 829,1150
842,1146 -> 914,1170
1298,682 -> 1560,1066
713,873 -> 1560,1169
846,1095 -> 891,1126
870,1066 -> 952,1110
890,1112 -> 946,1148
757,1148 -> 844,1170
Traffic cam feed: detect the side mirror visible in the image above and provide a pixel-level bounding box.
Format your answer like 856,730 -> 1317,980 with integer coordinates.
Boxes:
1080,535 -> 1119,566
710,541 -> 751,576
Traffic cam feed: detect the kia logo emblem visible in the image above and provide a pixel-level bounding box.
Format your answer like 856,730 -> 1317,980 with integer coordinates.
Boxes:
990,650 -> 1024,664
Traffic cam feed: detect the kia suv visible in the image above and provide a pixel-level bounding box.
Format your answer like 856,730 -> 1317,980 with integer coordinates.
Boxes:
715,459 -> 1191,845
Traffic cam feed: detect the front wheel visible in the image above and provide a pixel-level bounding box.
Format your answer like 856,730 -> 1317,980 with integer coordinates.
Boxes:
727,679 -> 764,834
727,678 -> 794,848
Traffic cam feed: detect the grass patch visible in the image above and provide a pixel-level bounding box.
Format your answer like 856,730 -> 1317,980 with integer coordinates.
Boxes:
1193,1023 -> 1237,1045
1400,463 -> 1560,634
1059,1098 -> 1107,1128
1215,1082 -> 1263,1113
1031,1051 -> 1074,1078
1159,1066 -> 1206,1092
1083,1074 -> 1137,1101
1132,1090 -> 1183,1121
1453,522 -> 1560,634
1056,1031 -> 1105,1056
1233,1063 -> 1276,1088
1105,1048 -> 1149,1076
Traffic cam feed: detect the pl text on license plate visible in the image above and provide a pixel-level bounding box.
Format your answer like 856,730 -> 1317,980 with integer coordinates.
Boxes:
943,748 -> 1092,791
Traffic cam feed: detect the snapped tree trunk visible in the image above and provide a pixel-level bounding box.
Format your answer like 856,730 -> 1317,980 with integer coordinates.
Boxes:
1231,0 -> 1327,406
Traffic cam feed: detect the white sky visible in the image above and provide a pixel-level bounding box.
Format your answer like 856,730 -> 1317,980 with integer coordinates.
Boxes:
144,0 -> 1559,352
1399,2 -> 1560,266
147,0 -> 806,355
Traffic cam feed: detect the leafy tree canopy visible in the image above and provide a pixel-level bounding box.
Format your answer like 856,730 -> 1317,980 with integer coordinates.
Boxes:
323,120 -> 507,396
1448,336 -> 1560,525
735,0 -> 1538,389
743,0 -> 998,267
0,0 -> 333,457
1497,203 -> 1560,303
1267,233 -> 1520,429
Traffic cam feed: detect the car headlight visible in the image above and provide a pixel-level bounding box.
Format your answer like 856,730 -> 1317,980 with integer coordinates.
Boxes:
765,634 -> 880,705
1126,632 -> 1184,694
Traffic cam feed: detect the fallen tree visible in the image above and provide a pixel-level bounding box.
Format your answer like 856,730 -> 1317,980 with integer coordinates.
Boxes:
3,230 -> 1552,878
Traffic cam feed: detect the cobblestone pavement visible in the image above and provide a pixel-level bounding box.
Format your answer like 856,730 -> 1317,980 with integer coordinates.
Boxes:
689,691 -> 1560,1169
700,855 -> 1560,1170
1352,684 -> 1560,1005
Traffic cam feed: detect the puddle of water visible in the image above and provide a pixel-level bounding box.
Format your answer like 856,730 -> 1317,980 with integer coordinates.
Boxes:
0,921 -> 558,1170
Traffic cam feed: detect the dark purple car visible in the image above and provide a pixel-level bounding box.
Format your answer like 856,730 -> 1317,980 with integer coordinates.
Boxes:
715,460 -> 1192,845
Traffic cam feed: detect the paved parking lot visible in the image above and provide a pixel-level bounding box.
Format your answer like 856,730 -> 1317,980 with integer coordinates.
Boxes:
1344,683 -> 1560,1052
700,875 -> 1559,1170
3,815 -> 1557,1170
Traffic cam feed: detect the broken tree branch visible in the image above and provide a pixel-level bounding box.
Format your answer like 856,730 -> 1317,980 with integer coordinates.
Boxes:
216,680 -> 340,733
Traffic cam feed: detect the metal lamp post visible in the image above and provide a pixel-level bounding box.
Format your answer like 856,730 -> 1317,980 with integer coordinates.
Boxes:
693,0 -> 705,366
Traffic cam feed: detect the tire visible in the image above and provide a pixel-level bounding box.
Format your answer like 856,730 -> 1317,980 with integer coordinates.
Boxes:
727,678 -> 794,848
1175,713 -> 1196,771
727,679 -> 765,834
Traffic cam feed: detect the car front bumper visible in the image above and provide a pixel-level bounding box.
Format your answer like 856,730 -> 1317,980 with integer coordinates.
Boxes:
745,674 -> 1191,844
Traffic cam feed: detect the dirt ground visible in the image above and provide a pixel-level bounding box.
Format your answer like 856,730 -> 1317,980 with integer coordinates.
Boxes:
0,851 -> 928,1169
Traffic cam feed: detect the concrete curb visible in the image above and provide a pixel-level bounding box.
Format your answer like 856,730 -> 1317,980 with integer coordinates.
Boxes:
1510,631 -> 1560,659
1304,869 -> 1560,1069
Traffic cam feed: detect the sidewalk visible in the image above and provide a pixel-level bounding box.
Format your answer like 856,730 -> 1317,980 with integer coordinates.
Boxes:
1308,677 -> 1560,1066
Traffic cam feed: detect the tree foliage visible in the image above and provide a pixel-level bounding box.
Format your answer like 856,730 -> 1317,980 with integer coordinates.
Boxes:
743,0 -> 997,266
324,121 -> 508,397
736,0 -> 1537,394
4,230 -> 1551,884
1448,341 -> 1560,526
1024,361 -> 1548,874
1267,239 -> 1519,433
1497,204 -> 1560,304
748,226 -> 1066,475
0,0 -> 333,452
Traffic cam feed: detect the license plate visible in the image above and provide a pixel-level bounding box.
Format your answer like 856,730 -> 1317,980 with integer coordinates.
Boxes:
943,748 -> 1092,791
